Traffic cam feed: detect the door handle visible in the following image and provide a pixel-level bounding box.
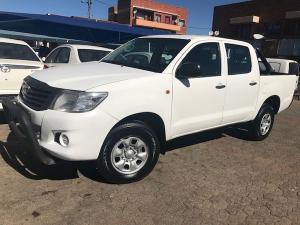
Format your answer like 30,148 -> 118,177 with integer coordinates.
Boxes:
216,84 -> 226,89
249,81 -> 258,86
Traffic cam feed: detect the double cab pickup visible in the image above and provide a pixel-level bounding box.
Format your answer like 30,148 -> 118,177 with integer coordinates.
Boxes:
3,35 -> 298,183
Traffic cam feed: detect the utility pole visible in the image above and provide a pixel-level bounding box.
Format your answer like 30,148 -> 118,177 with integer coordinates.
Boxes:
81,0 -> 93,19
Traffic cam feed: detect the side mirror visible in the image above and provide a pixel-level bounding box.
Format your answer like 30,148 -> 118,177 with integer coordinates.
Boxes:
253,34 -> 265,40
176,62 -> 202,79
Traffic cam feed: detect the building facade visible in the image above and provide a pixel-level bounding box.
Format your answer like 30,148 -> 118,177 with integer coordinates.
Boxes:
108,0 -> 188,34
212,0 -> 300,60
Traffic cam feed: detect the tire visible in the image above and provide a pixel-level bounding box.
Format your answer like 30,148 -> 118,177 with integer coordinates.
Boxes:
96,121 -> 160,184
248,104 -> 275,141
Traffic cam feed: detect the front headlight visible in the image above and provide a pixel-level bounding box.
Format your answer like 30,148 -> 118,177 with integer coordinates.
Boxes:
52,91 -> 108,113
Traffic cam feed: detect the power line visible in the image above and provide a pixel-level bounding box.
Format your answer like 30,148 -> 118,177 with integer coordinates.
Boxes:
95,0 -> 112,7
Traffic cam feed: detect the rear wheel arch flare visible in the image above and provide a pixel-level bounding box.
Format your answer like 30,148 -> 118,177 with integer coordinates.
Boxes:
262,95 -> 280,114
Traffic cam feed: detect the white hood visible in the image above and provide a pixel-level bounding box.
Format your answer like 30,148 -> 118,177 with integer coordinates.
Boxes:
30,62 -> 156,91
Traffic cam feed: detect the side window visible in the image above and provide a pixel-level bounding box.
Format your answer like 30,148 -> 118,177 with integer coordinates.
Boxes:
45,48 -> 61,63
55,47 -> 71,63
226,44 -> 252,75
181,42 -> 221,77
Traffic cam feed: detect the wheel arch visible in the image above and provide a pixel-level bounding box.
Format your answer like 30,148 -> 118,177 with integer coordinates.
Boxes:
110,112 -> 167,152
262,95 -> 281,114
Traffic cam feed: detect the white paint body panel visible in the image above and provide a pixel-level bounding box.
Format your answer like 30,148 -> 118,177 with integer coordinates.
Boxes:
44,44 -> 113,68
18,35 -> 298,161
0,38 -> 43,109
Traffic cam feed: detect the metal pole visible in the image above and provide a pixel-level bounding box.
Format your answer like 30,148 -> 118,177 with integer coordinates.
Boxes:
82,0 -> 93,19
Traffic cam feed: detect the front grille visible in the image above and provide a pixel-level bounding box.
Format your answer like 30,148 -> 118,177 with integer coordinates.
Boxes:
19,77 -> 59,111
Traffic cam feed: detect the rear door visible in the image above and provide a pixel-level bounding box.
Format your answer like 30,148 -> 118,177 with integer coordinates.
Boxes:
222,42 -> 260,124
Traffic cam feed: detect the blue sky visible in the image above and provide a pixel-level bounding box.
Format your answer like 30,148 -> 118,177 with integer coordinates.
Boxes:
0,0 -> 244,34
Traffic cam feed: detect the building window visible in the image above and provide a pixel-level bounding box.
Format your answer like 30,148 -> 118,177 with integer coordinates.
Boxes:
264,22 -> 281,36
154,14 -> 161,23
285,19 -> 300,36
231,24 -> 252,40
165,16 -> 171,24
179,19 -> 185,27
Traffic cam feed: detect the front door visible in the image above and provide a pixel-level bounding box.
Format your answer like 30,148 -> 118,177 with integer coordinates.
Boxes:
171,42 -> 226,138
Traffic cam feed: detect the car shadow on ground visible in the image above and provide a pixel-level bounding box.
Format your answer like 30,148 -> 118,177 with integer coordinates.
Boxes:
0,133 -> 109,182
0,124 -> 252,182
164,125 -> 252,152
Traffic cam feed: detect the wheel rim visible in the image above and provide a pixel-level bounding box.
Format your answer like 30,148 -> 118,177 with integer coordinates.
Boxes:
260,113 -> 272,136
111,136 -> 149,175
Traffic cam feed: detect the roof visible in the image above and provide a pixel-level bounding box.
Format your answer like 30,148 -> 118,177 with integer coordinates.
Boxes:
61,44 -> 113,51
0,37 -> 28,45
142,34 -> 243,42
0,11 -> 170,44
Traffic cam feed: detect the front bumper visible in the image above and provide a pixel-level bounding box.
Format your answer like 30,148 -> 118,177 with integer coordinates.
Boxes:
0,95 -> 18,110
3,99 -> 118,164
2,99 -> 56,165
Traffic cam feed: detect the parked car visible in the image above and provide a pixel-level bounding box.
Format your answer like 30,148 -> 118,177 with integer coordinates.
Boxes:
267,58 -> 299,75
264,58 -> 299,90
0,38 -> 43,109
44,44 -> 113,68
3,35 -> 298,184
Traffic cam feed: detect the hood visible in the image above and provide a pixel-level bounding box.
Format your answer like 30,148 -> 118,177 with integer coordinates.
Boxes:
30,62 -> 156,91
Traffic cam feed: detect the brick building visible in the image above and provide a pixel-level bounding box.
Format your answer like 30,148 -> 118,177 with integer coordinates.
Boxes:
108,0 -> 188,34
212,0 -> 300,60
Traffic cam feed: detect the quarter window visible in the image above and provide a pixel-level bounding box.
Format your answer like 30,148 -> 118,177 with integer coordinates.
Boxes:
180,43 -> 221,77
226,44 -> 252,75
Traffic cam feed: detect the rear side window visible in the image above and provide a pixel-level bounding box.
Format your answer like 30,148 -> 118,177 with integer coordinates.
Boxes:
226,44 -> 252,75
78,49 -> 110,62
289,62 -> 299,76
0,42 -> 40,61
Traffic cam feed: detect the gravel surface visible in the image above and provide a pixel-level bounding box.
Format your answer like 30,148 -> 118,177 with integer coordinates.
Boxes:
0,101 -> 299,225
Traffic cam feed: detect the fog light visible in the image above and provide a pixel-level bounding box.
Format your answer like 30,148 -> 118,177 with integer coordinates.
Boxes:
59,133 -> 69,147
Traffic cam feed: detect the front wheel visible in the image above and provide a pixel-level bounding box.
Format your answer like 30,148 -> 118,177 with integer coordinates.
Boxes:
248,104 -> 275,141
96,121 -> 160,184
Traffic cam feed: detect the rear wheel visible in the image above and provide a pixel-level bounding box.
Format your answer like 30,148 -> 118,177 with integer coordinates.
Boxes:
96,121 -> 160,184
249,104 -> 275,141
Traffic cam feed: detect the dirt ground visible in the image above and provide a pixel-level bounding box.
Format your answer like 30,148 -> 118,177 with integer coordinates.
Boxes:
0,102 -> 299,225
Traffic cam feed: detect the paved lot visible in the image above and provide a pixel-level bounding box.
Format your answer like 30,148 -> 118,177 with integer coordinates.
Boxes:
0,102 -> 299,225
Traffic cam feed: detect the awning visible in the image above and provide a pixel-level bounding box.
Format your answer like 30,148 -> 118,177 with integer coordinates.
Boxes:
0,11 -> 169,44
230,16 -> 260,24
286,11 -> 300,19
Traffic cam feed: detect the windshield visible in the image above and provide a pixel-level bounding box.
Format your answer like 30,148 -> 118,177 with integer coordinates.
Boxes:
101,38 -> 190,73
0,42 -> 40,61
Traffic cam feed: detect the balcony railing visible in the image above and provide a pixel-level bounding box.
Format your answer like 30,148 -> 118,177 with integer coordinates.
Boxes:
133,18 -> 181,32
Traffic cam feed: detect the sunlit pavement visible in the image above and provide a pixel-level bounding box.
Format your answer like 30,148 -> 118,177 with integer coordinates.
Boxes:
0,101 -> 299,225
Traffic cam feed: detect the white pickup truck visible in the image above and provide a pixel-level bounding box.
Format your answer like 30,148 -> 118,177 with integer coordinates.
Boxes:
3,35 -> 298,183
